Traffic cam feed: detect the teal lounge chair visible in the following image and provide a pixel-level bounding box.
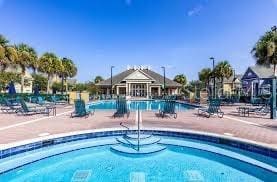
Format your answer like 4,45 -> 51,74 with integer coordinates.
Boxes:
50,95 -> 67,105
17,99 -> 49,115
37,96 -> 54,106
0,98 -> 21,113
71,99 -> 94,118
113,98 -> 130,118
158,100 -> 177,118
198,99 -> 224,118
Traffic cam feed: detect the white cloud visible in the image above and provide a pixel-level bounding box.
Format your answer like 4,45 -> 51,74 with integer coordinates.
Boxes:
187,5 -> 203,16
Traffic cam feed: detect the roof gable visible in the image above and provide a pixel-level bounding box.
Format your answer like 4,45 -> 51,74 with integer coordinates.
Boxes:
123,70 -> 154,81
242,67 -> 259,80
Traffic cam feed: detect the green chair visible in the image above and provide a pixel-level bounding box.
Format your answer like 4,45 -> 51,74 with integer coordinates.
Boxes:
50,95 -> 67,105
158,100 -> 177,118
113,97 -> 130,118
71,99 -> 94,118
0,98 -> 21,113
198,99 -> 224,118
17,99 -> 49,115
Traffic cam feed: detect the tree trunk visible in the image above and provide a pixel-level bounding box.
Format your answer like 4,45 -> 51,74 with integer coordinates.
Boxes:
221,77 -> 224,96
47,74 -> 50,94
21,72 -> 24,93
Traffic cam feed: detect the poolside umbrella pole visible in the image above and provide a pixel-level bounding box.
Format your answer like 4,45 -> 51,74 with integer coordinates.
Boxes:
33,84 -> 40,96
8,81 -> 16,96
270,77 -> 276,119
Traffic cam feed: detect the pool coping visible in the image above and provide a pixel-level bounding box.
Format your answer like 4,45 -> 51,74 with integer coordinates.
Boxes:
0,127 -> 276,158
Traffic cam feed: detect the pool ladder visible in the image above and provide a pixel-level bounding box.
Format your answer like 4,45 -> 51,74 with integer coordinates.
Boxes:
111,107 -> 166,154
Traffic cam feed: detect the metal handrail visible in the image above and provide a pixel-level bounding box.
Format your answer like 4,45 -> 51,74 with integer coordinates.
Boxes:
120,122 -> 130,130
137,106 -> 140,151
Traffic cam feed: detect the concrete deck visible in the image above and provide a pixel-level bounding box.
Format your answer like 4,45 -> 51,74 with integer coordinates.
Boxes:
0,104 -> 276,148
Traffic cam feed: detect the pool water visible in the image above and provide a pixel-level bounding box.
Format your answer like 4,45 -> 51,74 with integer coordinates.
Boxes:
89,100 -> 195,111
0,137 -> 275,182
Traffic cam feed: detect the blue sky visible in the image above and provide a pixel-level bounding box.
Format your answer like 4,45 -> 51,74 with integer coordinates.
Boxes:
0,0 -> 277,82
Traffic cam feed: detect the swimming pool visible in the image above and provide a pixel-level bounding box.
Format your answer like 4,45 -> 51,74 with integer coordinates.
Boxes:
88,100 -> 196,111
0,130 -> 276,181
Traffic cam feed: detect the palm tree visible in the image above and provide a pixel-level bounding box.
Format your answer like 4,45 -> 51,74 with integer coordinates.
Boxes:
15,43 -> 37,93
94,76 -> 104,84
173,74 -> 187,86
0,35 -> 18,71
214,61 -> 233,95
60,57 -> 77,93
38,52 -> 62,93
252,26 -> 277,76
198,68 -> 212,88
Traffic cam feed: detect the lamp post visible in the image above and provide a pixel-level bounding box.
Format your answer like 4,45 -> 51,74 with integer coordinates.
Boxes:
210,57 -> 216,98
110,66 -> 115,97
270,26 -> 276,119
161,66 -> 166,97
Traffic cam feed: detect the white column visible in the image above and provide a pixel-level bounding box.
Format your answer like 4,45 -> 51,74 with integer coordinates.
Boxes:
126,83 -> 128,95
129,84 -> 131,96
158,86 -> 161,96
146,83 -> 149,98
116,86 -> 119,95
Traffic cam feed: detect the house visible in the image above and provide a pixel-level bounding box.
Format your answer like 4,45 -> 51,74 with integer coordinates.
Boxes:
3,67 -> 33,93
97,66 -> 182,98
241,65 -> 273,97
208,74 -> 242,95
222,74 -> 242,95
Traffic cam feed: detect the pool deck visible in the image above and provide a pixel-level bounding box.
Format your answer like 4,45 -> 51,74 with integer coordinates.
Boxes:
0,103 -> 277,148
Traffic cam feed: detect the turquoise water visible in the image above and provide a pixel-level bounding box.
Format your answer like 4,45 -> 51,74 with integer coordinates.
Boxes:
89,100 -> 195,111
0,138 -> 275,181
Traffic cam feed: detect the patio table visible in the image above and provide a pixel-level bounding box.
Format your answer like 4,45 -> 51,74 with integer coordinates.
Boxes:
237,106 -> 250,117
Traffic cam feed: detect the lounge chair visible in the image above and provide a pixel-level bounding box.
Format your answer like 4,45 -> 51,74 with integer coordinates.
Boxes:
237,104 -> 270,117
17,99 -> 49,115
198,99 -> 224,118
37,96 -> 54,106
50,95 -> 67,105
0,98 -> 21,113
113,98 -> 130,118
158,100 -> 177,118
71,99 -> 94,118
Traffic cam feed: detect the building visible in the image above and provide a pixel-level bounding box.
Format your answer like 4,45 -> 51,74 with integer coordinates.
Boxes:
241,65 -> 273,97
4,67 -> 33,93
208,74 -> 242,95
97,66 -> 182,98
222,74 -> 242,95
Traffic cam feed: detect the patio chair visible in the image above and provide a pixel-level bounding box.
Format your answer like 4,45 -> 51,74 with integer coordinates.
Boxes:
113,98 -> 130,118
0,98 -> 21,113
17,99 -> 49,115
71,99 -> 94,118
158,100 -> 177,118
50,95 -> 67,105
37,96 -> 54,106
198,99 -> 224,118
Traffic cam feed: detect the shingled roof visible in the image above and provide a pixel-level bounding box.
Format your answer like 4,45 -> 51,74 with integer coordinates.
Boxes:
97,69 -> 182,87
248,65 -> 275,79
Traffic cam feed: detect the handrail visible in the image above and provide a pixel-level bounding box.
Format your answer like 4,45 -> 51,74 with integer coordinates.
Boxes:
137,106 -> 140,151
120,122 -> 130,130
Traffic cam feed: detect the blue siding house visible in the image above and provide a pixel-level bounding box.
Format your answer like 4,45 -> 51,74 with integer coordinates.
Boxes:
241,66 -> 273,97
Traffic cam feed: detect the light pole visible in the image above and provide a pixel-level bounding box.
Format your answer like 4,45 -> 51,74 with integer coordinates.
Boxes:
210,57 -> 216,98
110,66 -> 115,97
161,66 -> 166,97
270,26 -> 276,119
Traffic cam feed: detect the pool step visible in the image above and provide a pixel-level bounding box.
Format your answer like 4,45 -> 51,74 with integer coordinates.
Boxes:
116,136 -> 160,146
111,145 -> 166,155
125,134 -> 152,140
